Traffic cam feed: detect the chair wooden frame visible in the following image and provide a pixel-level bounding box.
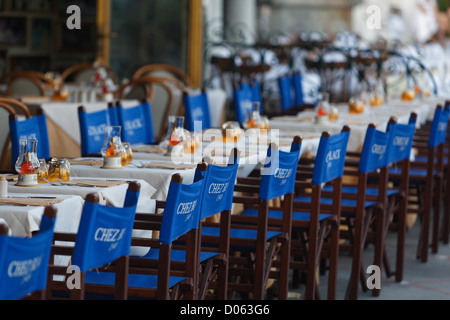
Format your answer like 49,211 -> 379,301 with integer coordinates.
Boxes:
132,63 -> 194,88
60,62 -> 119,85
217,137 -> 301,300
0,98 -> 31,172
129,164 -> 209,300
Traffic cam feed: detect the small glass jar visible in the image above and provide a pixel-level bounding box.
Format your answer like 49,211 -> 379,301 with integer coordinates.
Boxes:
48,158 -> 70,182
37,159 -> 48,184
122,142 -> 133,165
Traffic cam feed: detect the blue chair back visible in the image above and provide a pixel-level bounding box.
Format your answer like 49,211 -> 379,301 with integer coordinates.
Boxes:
199,157 -> 240,220
118,100 -> 155,145
183,90 -> 211,131
250,80 -> 263,108
278,73 -> 304,111
160,172 -> 205,245
292,72 -> 304,107
9,113 -> 50,167
72,184 -> 140,273
233,83 -> 253,126
0,209 -> 56,300
78,105 -> 119,156
387,115 -> 417,164
359,124 -> 392,173
312,127 -> 350,185
259,139 -> 301,201
278,74 -> 294,111
428,105 -> 450,148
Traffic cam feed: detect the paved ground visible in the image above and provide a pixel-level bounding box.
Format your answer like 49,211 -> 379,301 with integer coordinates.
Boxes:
290,217 -> 450,300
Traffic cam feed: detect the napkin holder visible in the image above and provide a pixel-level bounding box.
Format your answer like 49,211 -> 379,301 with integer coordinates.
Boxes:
16,173 -> 40,187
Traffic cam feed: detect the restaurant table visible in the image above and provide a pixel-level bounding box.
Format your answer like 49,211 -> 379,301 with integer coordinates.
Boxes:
269,100 -> 433,152
0,193 -> 84,238
68,133 -> 321,200
7,177 -> 156,214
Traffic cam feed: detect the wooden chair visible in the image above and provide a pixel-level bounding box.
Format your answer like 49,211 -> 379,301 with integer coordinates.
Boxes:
378,114 -> 417,287
60,62 -> 119,85
331,124 -> 394,299
132,63 -> 193,88
407,104 -> 449,262
46,182 -> 141,300
206,136 -> 302,300
129,166 -> 213,300
117,76 -> 184,142
0,97 -> 31,172
0,206 -> 57,300
289,126 -> 351,300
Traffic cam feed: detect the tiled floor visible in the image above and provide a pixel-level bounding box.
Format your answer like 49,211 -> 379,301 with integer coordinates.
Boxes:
310,217 -> 450,300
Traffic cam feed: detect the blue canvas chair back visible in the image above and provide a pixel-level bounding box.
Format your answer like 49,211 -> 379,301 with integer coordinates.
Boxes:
428,105 -> 450,148
233,82 -> 254,125
78,106 -> 119,156
183,90 -> 211,131
278,74 -> 294,111
9,113 -> 51,167
118,100 -> 155,145
250,81 -> 263,108
0,210 -> 56,300
358,124 -> 392,174
387,115 -> 417,164
312,127 -> 350,185
159,173 -> 205,245
259,139 -> 301,201
72,186 -> 140,273
199,158 -> 240,220
292,72 -> 304,107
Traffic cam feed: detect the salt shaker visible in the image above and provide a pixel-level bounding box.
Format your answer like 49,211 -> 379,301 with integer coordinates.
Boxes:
0,176 -> 7,198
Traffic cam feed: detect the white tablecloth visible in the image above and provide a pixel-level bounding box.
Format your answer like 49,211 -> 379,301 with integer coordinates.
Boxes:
7,177 -> 156,214
70,162 -> 197,201
0,194 -> 84,237
270,100 -> 433,152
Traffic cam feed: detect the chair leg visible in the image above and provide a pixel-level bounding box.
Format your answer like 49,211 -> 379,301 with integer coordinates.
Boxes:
372,207 -> 386,297
442,174 -> 450,244
432,176 -> 443,254
346,214 -> 364,300
327,220 -> 339,300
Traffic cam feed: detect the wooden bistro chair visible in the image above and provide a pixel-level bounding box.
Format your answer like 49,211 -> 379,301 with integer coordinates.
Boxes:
289,126 -> 351,300
0,97 -> 31,172
330,123 -> 394,300
129,167 -> 212,300
130,158 -> 240,300
0,206 -> 57,300
379,114 -> 417,286
195,150 -> 240,299
46,182 -> 140,300
404,104 -> 450,263
207,136 -> 302,300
